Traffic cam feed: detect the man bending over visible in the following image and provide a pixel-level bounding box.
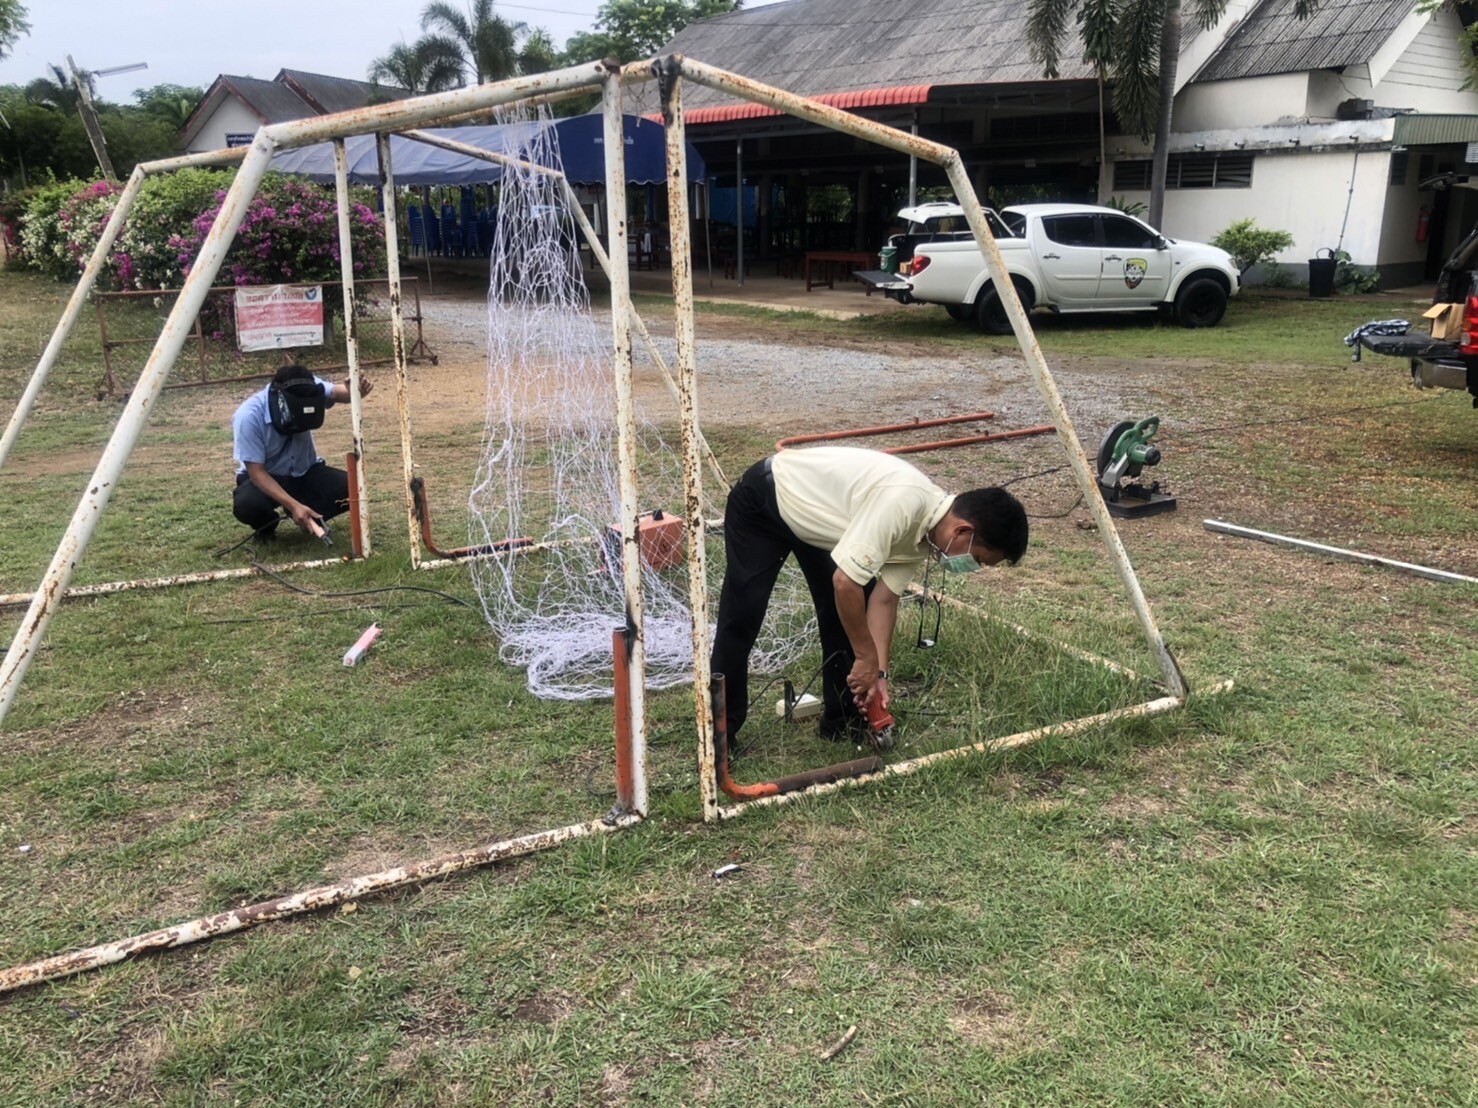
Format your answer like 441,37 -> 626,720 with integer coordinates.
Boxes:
711,445 -> 1028,745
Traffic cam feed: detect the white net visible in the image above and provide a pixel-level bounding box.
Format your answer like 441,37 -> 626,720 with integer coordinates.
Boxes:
468,104 -> 814,701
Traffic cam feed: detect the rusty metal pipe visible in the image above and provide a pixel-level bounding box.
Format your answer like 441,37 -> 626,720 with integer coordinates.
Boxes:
0,558 -> 351,609
668,56 -> 1186,699
0,812 -> 640,994
409,476 -> 532,560
262,64 -> 609,152
882,425 -> 1056,455
1,146 -> 253,469
346,453 -> 364,560
603,68 -> 649,817
717,682 -> 1235,820
710,674 -> 881,802
334,138 -> 372,558
660,62 -> 720,823
776,411 -> 997,449
0,166 -> 148,470
0,134 -> 280,725
612,626 -> 636,812
377,134 -> 422,572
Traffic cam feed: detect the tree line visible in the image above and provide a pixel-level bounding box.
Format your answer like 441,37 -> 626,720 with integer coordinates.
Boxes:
0,0 -> 740,190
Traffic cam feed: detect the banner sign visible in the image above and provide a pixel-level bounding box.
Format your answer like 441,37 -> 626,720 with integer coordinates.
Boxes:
234,285 -> 324,352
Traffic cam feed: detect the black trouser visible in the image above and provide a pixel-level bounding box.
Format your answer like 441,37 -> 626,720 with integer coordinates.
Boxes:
233,462 -> 349,530
710,457 -> 873,742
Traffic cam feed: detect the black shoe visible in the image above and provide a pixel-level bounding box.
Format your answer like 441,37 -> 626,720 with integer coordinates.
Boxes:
256,519 -> 279,544
818,715 -> 868,744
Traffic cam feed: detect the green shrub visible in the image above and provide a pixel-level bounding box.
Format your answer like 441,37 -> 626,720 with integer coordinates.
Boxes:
1259,261 -> 1298,289
14,177 -> 88,280
1332,249 -> 1381,294
1103,194 -> 1147,217
116,168 -> 236,289
1211,218 -> 1295,277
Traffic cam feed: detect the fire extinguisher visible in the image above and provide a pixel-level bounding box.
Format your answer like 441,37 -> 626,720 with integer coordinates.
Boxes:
1416,206 -> 1431,243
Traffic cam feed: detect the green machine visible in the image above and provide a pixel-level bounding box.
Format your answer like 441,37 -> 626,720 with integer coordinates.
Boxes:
1095,416 -> 1176,518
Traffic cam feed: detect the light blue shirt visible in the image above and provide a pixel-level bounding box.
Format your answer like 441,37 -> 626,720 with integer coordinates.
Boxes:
232,376 -> 335,478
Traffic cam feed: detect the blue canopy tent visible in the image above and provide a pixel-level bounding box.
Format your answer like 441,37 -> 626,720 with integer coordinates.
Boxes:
271,114 -> 704,269
270,114 -> 703,187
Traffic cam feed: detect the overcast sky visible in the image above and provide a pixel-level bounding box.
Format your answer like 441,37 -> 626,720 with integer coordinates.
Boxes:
1,0 -> 788,96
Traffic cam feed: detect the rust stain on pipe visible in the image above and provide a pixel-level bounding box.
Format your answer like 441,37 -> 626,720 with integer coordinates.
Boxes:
710,675 -> 881,802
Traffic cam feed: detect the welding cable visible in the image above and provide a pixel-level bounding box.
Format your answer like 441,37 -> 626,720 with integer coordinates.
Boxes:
247,559 -> 476,609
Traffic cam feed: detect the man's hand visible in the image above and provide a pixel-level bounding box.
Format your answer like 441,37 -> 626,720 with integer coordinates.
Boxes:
334,376 -> 373,402
846,654 -> 881,700
859,676 -> 889,714
287,501 -> 323,535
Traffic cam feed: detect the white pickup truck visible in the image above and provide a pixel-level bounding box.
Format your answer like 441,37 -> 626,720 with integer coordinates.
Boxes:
869,202 -> 1241,333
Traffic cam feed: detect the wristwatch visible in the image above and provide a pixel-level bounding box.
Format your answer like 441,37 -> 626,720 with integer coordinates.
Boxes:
876,670 -> 889,681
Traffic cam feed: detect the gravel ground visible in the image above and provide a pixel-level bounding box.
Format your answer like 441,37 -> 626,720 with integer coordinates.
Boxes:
416,289 -> 1161,450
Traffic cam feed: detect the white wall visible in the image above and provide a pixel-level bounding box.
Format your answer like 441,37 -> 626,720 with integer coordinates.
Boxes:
186,99 -> 265,154
1175,74 -> 1311,131
1377,158 -> 1431,272
1106,149 -> 1392,266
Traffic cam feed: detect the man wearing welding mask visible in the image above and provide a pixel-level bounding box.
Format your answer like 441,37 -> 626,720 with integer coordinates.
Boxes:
711,445 -> 1028,746
230,363 -> 373,540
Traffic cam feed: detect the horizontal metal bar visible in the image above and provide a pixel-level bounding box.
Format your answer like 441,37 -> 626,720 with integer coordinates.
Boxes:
717,683 -> 1234,819
264,64 -> 610,151
0,558 -> 349,608
139,146 -> 251,174
1204,521 -> 1478,586
0,813 -> 640,994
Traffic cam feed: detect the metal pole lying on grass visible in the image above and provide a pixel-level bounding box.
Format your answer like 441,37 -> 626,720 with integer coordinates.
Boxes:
0,813 -> 640,994
1205,520 -> 1478,586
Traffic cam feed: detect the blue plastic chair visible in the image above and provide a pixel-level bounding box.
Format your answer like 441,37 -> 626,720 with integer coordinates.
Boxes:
460,188 -> 479,257
406,205 -> 426,257
440,203 -> 459,258
425,206 -> 442,255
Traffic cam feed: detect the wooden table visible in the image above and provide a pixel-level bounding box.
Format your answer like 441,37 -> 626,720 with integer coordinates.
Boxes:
804,250 -> 878,291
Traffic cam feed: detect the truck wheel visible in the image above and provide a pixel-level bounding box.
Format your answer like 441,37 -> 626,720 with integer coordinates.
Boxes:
944,304 -> 972,323
976,281 -> 1033,335
1173,278 -> 1228,328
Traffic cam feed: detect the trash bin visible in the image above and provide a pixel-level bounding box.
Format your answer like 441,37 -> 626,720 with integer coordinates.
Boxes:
880,244 -> 899,274
1308,248 -> 1337,298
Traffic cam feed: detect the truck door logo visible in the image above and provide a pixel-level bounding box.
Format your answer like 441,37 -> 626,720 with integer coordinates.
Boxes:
1124,258 -> 1147,289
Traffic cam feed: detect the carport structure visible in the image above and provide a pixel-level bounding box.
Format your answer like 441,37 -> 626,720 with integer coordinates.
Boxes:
0,56 -> 1222,992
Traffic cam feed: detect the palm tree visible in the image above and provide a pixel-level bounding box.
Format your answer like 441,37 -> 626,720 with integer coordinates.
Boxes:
24,62 -> 84,114
1027,0 -> 1318,229
368,37 -> 466,95
420,0 -> 526,85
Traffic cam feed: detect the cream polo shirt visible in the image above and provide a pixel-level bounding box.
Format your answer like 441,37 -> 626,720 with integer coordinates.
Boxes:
771,446 -> 955,594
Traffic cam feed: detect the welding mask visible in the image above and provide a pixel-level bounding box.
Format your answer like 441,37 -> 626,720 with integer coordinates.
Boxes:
267,378 -> 326,436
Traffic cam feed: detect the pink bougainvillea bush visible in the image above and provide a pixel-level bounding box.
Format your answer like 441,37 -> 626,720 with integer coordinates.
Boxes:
15,172 -> 385,291
169,175 -> 385,288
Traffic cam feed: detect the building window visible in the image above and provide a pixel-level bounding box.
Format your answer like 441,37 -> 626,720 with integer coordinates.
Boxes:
1111,152 -> 1253,191
1113,160 -> 1152,190
1389,151 -> 1409,186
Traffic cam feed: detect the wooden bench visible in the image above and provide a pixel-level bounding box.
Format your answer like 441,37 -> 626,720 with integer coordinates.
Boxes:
804,250 -> 878,291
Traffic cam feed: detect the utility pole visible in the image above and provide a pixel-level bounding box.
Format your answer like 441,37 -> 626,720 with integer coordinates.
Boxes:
66,56 -> 147,183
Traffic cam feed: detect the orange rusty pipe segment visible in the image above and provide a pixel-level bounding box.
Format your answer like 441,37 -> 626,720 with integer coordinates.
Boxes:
710,674 -> 881,802
612,625 -> 636,812
409,476 -> 533,560
776,411 -> 997,451
882,424 -> 1056,455
346,452 -> 364,559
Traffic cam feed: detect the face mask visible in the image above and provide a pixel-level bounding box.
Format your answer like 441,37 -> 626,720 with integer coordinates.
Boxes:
936,531 -> 978,575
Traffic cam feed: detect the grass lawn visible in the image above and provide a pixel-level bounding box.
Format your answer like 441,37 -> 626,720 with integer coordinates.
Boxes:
0,266 -> 1474,1106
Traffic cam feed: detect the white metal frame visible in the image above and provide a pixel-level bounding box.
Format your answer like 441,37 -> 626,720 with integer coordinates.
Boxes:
0,57 -> 1225,991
